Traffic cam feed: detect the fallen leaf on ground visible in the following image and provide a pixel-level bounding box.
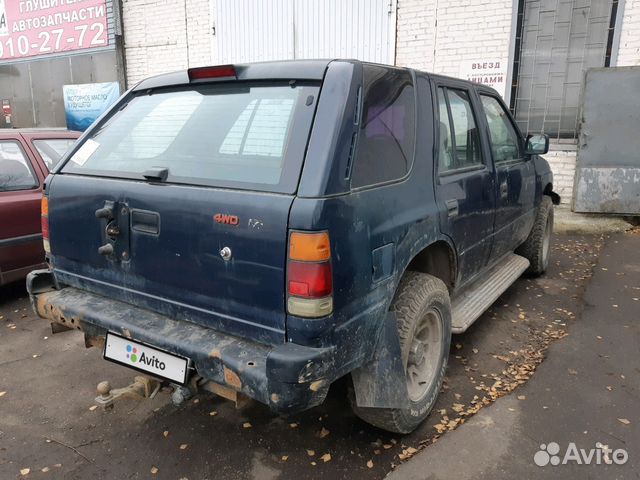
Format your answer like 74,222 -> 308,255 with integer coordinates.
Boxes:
618,418 -> 630,425
306,449 -> 315,456
367,460 -> 374,468
383,444 -> 392,449
568,368 -> 578,375
180,444 -> 188,450
163,430 -> 169,437
0,391 -> 6,398
311,461 -> 317,466
89,405 -> 97,411
281,455 -> 288,461
53,464 -> 62,468
318,427 -> 330,438
150,466 -> 159,475
20,468 -> 30,475
242,422 -> 252,429
289,423 -> 299,428
321,453 -> 332,462
209,411 -> 218,416
517,395 -> 526,400
41,467 -> 50,472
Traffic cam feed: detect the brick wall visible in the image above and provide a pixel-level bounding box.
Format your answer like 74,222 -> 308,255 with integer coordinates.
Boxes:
395,0 -> 514,82
617,0 -> 640,66
122,0 -> 211,86
542,147 -> 577,205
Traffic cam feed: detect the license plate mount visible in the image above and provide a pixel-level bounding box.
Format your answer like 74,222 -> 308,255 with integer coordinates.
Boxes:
103,332 -> 189,385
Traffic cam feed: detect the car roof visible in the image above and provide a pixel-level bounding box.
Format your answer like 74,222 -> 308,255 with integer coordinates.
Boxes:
133,59 -> 494,96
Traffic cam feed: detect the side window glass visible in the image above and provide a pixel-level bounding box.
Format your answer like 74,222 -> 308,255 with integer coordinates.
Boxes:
351,65 -> 416,188
436,87 -> 455,173
447,89 -> 482,168
33,138 -> 77,170
480,95 -> 522,162
0,141 -> 38,192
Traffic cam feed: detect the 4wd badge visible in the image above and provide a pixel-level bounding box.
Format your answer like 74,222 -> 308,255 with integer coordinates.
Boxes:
214,213 -> 239,226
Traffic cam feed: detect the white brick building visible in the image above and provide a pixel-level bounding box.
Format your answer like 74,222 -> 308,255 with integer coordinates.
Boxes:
121,0 -> 640,205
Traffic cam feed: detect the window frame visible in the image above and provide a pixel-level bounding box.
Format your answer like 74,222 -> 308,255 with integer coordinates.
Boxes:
435,84 -> 487,179
478,92 -> 525,166
0,139 -> 40,193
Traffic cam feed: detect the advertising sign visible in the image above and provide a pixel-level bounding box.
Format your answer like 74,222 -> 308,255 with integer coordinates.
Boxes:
0,0 -> 109,62
459,59 -> 508,98
63,81 -> 119,131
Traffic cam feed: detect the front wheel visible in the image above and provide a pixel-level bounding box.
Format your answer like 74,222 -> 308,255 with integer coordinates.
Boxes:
350,272 -> 452,434
517,195 -> 554,276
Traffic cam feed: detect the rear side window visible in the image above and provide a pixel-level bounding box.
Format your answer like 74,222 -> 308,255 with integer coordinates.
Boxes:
0,141 -> 38,192
33,138 -> 77,170
351,65 -> 415,188
61,82 -> 319,193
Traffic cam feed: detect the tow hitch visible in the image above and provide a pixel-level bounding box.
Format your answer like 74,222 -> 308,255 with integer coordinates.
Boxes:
95,376 -> 161,410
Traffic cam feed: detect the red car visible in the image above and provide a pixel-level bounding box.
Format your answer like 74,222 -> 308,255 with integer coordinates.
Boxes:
0,129 -> 80,286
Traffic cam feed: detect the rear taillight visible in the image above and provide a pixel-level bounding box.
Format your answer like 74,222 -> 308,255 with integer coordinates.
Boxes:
41,196 -> 50,254
287,231 -> 333,318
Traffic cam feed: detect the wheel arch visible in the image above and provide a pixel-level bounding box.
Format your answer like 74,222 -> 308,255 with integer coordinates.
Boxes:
403,239 -> 457,291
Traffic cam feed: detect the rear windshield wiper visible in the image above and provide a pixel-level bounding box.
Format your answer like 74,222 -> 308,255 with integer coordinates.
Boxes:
142,167 -> 169,182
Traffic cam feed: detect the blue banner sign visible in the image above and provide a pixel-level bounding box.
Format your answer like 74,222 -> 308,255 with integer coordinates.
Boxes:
63,82 -> 120,131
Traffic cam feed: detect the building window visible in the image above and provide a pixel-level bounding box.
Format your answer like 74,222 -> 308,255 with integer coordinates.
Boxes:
510,0 -> 618,141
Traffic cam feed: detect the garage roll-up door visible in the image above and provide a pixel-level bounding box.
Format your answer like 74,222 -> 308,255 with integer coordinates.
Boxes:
215,0 -> 395,64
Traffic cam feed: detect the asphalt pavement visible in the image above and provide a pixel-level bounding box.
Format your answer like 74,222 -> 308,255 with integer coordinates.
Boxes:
389,231 -> 640,479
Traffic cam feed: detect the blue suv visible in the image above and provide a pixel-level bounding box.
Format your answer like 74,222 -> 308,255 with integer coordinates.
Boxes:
28,60 -> 558,433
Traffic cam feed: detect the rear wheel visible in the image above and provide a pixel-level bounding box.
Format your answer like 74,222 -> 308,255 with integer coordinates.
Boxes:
350,272 -> 452,433
517,195 -> 554,276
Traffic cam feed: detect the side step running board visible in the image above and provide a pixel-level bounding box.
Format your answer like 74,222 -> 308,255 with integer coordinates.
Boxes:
451,253 -> 530,334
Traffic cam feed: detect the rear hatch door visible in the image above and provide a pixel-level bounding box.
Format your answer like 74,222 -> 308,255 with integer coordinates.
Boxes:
49,76 -> 320,343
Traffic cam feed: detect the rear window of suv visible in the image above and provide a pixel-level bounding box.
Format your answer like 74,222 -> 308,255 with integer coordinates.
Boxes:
61,82 -> 319,193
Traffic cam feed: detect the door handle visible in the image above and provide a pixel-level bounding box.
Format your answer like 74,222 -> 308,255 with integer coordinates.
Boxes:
500,181 -> 508,200
445,199 -> 459,218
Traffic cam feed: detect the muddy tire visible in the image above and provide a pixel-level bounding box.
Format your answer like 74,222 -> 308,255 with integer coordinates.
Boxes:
517,195 -> 554,276
349,272 -> 452,434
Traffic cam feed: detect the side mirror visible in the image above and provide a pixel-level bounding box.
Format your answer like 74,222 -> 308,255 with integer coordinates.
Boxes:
525,134 -> 549,155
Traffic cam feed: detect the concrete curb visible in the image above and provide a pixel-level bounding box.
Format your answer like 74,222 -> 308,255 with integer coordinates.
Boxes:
553,206 -> 634,235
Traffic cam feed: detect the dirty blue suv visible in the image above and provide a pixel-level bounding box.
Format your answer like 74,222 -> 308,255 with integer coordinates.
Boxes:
28,60 -> 558,433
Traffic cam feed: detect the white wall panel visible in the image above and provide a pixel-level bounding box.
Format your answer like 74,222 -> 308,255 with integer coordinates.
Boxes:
294,0 -> 394,63
216,0 -> 294,63
216,0 -> 394,64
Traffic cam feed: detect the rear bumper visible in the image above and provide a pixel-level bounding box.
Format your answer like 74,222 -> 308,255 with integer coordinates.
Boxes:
26,269 -> 334,413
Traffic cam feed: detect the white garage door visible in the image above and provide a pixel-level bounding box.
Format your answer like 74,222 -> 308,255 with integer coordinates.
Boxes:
215,0 -> 396,64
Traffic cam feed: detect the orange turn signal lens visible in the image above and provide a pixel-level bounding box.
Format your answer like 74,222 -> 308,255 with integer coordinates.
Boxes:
289,232 -> 331,262
41,196 -> 49,216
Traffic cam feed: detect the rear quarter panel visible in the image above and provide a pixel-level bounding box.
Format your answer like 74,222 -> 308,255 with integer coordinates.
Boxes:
288,72 -> 448,373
